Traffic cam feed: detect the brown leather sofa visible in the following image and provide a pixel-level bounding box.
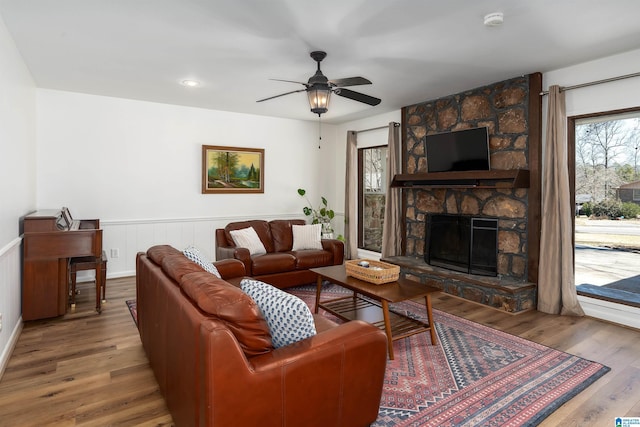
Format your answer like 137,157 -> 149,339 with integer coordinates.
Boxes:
215,219 -> 344,289
136,245 -> 387,427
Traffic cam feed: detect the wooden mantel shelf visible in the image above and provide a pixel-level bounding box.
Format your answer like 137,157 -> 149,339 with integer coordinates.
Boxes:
390,169 -> 530,189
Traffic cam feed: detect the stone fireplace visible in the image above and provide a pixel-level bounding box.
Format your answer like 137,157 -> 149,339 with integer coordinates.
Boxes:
383,73 -> 542,313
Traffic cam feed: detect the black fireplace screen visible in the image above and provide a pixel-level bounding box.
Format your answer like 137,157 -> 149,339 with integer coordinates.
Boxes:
425,214 -> 498,276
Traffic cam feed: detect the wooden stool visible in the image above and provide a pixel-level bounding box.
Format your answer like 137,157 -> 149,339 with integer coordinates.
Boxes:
69,250 -> 108,313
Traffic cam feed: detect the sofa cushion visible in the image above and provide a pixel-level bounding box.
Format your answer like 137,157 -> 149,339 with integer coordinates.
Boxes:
229,227 -> 267,256
270,219 -> 305,252
291,224 -> 322,250
147,245 -> 182,265
183,246 -> 221,278
180,272 -> 273,356
293,249 -> 334,269
161,254 -> 206,283
251,253 -> 297,275
224,220 -> 274,253
240,278 -> 316,348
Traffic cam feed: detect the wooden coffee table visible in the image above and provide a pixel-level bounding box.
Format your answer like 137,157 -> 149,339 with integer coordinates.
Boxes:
311,264 -> 439,359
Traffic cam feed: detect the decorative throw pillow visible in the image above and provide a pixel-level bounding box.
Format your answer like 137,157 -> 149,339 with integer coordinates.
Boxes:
229,227 -> 267,256
240,278 -> 317,348
291,223 -> 322,251
183,246 -> 221,278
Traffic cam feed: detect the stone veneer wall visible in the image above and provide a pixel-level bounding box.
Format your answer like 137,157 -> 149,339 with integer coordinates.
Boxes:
403,75 -> 532,281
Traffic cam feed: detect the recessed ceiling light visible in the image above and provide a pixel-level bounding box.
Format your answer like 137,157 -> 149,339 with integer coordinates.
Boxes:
181,79 -> 200,87
484,12 -> 504,27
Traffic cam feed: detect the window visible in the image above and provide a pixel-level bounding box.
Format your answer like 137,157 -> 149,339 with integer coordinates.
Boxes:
358,146 -> 388,252
633,189 -> 640,201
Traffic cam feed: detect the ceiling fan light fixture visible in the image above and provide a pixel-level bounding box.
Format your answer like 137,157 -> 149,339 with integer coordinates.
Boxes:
307,85 -> 331,116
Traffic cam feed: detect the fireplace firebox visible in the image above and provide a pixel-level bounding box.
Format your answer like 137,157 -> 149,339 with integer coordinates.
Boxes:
425,214 -> 498,277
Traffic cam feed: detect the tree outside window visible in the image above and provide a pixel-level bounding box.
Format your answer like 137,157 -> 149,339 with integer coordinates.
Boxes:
575,116 -> 640,203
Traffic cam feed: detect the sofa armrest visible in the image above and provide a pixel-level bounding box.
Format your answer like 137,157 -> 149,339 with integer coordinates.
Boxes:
213,259 -> 246,279
215,227 -> 254,274
250,320 -> 387,425
321,238 -> 345,265
216,246 -> 252,275
198,319 -> 387,426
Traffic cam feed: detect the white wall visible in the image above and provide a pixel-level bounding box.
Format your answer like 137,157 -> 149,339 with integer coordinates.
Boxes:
0,18 -> 35,245
543,48 -> 640,118
297,117 -> 340,234
35,90 -> 339,274
0,14 -> 35,376
36,89 -> 336,220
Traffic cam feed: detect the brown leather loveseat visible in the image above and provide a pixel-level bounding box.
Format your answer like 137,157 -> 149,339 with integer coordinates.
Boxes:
215,219 -> 344,288
136,244 -> 387,427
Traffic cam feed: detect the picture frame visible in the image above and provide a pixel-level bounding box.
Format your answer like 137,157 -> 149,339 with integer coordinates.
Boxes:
202,145 -> 264,194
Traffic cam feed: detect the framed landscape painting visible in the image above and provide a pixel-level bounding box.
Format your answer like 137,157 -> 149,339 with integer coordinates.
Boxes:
202,145 -> 264,194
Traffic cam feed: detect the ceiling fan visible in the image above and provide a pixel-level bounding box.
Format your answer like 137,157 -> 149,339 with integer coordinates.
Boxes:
257,51 -> 381,116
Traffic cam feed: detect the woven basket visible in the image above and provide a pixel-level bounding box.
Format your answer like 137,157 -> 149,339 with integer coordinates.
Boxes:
345,259 -> 400,284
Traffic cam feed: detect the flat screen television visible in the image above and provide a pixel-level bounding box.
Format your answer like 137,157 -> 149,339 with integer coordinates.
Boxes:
425,127 -> 490,173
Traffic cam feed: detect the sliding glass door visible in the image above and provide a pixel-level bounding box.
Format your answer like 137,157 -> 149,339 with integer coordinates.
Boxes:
570,109 -> 640,307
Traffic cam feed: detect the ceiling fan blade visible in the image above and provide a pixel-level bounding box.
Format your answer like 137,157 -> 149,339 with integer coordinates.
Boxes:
256,89 -> 306,103
334,88 -> 381,106
270,78 -> 309,86
329,77 -> 372,87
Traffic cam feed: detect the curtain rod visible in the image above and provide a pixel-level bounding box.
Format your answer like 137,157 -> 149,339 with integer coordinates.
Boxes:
540,71 -> 640,96
353,122 -> 400,134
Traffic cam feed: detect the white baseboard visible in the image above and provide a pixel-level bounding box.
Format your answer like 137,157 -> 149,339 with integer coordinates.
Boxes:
0,317 -> 23,380
578,295 -> 640,330
108,270 -> 135,279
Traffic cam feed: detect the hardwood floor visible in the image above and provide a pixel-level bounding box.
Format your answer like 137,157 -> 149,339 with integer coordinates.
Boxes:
0,278 -> 172,426
1,277 -> 639,426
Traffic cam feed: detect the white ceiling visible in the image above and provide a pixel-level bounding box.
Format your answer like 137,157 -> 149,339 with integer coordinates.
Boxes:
1,0 -> 639,124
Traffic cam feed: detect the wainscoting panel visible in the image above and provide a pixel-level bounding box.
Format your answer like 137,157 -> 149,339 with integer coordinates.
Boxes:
101,214 -> 301,278
0,238 -> 24,377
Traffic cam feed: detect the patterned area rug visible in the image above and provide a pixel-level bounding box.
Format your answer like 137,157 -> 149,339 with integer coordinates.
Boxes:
126,299 -> 137,324
293,284 -> 610,427
126,283 -> 610,427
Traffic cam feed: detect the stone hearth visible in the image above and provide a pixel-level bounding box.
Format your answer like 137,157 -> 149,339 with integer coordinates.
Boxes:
384,256 -> 536,314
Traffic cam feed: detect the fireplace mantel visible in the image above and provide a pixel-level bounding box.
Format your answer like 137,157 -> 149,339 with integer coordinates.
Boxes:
390,169 -> 529,189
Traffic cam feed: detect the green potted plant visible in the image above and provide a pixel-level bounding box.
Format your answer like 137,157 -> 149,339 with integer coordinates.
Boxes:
297,188 -> 337,239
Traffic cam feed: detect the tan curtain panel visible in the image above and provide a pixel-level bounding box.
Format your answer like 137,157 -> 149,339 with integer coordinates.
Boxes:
344,131 -> 358,260
537,85 -> 584,316
381,123 -> 402,258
